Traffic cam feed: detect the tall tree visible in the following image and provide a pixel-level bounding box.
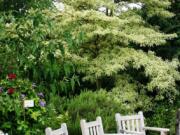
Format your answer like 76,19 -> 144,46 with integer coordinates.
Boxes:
59,0 -> 179,101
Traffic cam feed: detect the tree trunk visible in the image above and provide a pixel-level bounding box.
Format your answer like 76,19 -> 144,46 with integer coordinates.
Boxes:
96,79 -> 101,89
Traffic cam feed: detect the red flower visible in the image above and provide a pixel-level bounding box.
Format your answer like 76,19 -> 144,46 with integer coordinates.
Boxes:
7,88 -> 15,95
8,73 -> 16,80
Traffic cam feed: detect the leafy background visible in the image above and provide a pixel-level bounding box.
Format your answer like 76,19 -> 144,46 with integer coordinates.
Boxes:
0,0 -> 179,134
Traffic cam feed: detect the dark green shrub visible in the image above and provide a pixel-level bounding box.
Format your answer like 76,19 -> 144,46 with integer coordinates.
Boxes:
65,90 -> 137,135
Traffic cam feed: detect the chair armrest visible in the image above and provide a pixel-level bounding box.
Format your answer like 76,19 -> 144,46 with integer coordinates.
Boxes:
123,130 -> 144,135
104,133 -> 123,135
105,133 -> 135,135
144,127 -> 169,132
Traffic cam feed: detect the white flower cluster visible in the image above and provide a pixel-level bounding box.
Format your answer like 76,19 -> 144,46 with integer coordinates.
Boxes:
27,54 -> 35,61
54,49 -> 62,58
53,0 -> 65,11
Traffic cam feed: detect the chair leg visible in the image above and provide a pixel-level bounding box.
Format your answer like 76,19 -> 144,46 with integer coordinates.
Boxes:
161,131 -> 167,135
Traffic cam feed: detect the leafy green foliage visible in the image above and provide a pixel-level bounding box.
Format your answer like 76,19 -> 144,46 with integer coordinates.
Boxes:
0,8 -> 81,95
58,1 -> 179,134
0,0 -> 52,13
65,90 -> 137,134
59,1 -> 179,98
0,77 -> 46,134
0,74 -> 70,135
0,0 -> 179,134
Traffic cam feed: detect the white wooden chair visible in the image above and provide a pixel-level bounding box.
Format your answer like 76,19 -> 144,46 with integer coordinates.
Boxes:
81,116 -> 122,135
45,123 -> 68,135
0,130 -> 8,135
115,111 -> 169,135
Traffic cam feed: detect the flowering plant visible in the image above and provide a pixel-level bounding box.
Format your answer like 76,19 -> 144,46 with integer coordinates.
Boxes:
7,73 -> 16,80
0,74 -> 47,134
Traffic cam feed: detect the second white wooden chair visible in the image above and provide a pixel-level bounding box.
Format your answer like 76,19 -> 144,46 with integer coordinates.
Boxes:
115,111 -> 169,135
45,123 -> 68,135
81,116 -> 122,135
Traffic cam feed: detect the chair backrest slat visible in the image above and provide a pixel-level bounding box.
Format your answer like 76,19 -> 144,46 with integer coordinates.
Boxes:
81,117 -> 104,135
120,115 -> 141,120
132,119 -> 135,131
139,111 -> 145,132
45,123 -> 68,135
90,127 -> 93,135
115,111 -> 145,135
87,121 -> 100,128
136,119 -> 140,131
127,120 -> 130,130
122,120 -> 126,130
93,126 -> 97,135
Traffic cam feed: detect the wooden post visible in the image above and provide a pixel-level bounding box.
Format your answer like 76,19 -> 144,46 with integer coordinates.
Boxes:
176,109 -> 180,135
